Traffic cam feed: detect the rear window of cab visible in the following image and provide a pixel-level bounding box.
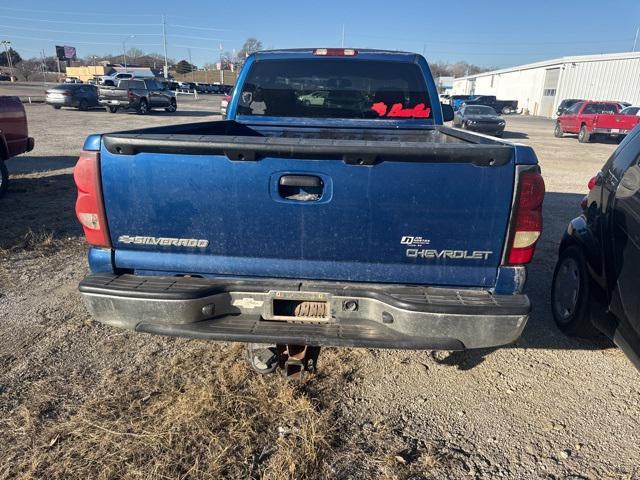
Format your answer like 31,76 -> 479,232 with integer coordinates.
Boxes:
237,58 -> 431,119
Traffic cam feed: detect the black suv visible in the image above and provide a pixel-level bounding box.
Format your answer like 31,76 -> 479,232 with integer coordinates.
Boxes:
551,126 -> 640,368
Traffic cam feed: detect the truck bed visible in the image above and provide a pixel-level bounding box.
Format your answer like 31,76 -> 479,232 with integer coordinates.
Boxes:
102,120 -> 515,166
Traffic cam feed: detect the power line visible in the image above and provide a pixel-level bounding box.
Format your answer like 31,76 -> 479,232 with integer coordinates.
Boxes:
3,34 -> 161,47
169,34 -> 226,42
0,6 -> 159,17
0,24 -> 160,36
168,23 -> 232,32
0,15 -> 160,27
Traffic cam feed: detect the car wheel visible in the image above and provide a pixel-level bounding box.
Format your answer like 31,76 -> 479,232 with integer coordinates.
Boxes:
578,125 -> 591,143
52,105 -> 61,110
79,99 -> 89,111
165,99 -> 177,113
0,160 -> 8,199
554,122 -> 564,138
107,106 -> 118,113
501,106 -> 511,115
551,246 -> 599,337
137,99 -> 149,115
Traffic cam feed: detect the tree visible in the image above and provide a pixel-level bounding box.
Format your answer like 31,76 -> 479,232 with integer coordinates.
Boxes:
0,48 -> 22,67
175,59 -> 196,74
14,58 -> 42,81
126,47 -> 144,61
238,38 -> 262,59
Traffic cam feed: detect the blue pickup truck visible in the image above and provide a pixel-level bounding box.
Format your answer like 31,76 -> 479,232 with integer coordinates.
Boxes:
74,49 -> 544,374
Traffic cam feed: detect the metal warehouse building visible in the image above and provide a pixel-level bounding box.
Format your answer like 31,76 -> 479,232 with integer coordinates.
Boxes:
451,51 -> 640,118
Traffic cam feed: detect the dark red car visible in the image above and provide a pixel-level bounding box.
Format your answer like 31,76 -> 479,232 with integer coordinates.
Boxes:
554,100 -> 640,143
0,96 -> 34,198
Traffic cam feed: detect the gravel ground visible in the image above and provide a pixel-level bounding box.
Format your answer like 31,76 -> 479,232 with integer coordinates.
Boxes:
0,94 -> 638,479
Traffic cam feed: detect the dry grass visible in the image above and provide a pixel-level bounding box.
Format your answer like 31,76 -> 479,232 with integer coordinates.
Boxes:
0,343 -> 336,480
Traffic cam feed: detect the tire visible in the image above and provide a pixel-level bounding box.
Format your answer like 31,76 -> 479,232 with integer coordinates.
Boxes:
551,246 -> 599,337
52,105 -> 61,110
165,99 -> 177,113
137,99 -> 149,115
578,124 -> 591,143
0,160 -> 8,199
501,106 -> 511,115
107,106 -> 118,113
554,122 -> 564,138
79,99 -> 89,111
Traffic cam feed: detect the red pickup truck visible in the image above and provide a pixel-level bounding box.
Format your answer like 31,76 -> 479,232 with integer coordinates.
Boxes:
0,96 -> 35,198
554,100 -> 640,143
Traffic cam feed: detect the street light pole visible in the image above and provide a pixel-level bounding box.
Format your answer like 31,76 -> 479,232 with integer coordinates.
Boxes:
1,40 -> 13,78
161,15 -> 169,78
122,35 -> 135,73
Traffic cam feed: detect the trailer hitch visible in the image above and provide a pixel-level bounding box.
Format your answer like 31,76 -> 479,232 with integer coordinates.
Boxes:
276,344 -> 321,381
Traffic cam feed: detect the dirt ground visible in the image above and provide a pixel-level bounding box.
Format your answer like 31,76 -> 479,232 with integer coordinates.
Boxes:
0,93 -> 638,480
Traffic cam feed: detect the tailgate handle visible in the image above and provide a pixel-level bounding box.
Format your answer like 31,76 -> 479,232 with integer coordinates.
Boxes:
279,175 -> 323,188
278,175 -> 324,202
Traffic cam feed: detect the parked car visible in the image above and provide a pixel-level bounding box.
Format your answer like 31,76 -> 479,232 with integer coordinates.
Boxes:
462,95 -> 518,115
621,106 -> 640,116
554,100 -> 640,143
99,73 -> 133,87
220,93 -> 230,118
74,48 -> 544,377
220,84 -> 233,95
556,98 -> 584,117
98,78 -> 177,114
177,82 -> 196,93
0,73 -> 11,81
64,76 -> 83,84
46,84 -> 99,111
194,83 -> 208,94
551,126 -> 640,369
0,96 -> 34,198
450,95 -> 474,110
452,104 -> 506,137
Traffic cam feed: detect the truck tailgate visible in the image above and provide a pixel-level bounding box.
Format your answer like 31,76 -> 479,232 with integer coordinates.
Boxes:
99,130 -> 516,287
595,114 -> 640,131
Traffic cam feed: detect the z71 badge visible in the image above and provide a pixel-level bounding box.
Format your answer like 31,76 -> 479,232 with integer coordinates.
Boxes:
118,235 -> 209,248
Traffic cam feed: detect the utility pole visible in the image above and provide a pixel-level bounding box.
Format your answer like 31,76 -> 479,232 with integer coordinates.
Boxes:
122,42 -> 127,72
634,27 -> 639,52
341,24 -> 345,48
40,49 -> 47,86
188,48 -> 194,82
161,15 -> 169,78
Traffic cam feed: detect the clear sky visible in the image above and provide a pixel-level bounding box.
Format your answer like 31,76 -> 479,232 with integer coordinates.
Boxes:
1,0 -> 639,68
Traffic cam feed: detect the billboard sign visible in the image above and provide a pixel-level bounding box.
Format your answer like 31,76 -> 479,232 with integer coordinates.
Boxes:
55,45 -> 77,61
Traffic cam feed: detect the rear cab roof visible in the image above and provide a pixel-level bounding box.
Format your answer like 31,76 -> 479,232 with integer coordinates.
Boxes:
227,48 -> 444,127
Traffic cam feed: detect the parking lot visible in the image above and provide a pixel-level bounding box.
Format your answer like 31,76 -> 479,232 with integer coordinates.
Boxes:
0,97 -> 638,479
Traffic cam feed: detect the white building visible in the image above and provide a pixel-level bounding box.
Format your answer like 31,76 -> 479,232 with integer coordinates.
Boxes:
451,52 -> 640,118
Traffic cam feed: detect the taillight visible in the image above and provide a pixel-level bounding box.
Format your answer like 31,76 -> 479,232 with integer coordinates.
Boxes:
74,150 -> 111,248
506,171 -> 545,265
587,176 -> 597,190
313,48 -> 358,56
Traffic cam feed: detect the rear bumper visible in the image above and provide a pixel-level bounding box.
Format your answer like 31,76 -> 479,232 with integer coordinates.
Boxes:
99,99 -> 133,107
45,97 -> 73,106
79,273 -> 530,350
592,127 -> 632,135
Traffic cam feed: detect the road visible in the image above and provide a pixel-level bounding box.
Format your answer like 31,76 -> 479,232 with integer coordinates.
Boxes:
0,100 -> 637,479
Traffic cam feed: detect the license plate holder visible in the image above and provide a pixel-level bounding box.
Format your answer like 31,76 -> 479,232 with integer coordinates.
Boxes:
263,291 -> 332,323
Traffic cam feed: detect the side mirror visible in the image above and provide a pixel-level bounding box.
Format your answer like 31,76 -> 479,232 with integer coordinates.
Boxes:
441,104 -> 454,122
